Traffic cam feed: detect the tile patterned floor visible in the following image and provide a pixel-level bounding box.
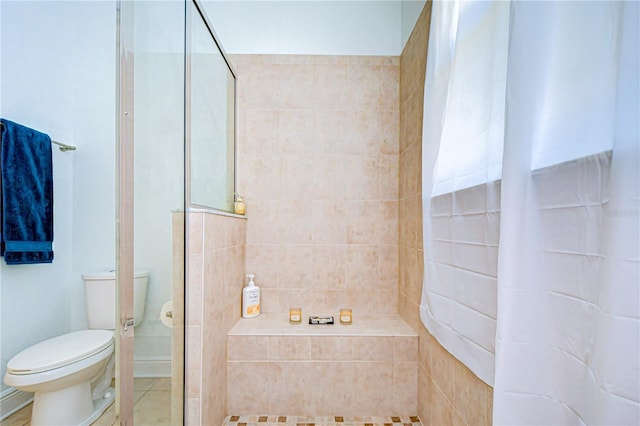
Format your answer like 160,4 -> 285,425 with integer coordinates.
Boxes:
1,377 -> 171,426
223,415 -> 423,426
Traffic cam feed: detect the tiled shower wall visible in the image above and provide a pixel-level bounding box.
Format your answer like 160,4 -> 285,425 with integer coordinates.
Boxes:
230,54 -> 400,316
399,3 -> 494,425
186,212 -> 246,425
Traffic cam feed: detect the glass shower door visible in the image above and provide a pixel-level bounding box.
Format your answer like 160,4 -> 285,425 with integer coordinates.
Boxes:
117,1 -> 185,424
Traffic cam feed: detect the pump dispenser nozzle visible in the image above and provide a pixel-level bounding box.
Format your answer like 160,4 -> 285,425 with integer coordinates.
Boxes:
246,274 -> 255,286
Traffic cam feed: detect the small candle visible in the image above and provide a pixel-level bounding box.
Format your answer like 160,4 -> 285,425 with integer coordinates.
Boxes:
339,308 -> 352,325
234,197 -> 246,215
289,307 -> 302,324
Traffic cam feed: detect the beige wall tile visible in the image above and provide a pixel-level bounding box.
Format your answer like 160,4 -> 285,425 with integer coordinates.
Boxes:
226,216 -> 247,247
346,201 -> 380,245
246,200 -> 281,244
379,245 -> 399,289
311,156 -> 346,199
228,335 -> 270,361
351,336 -> 394,361
188,213 -> 203,252
187,253 -> 203,327
310,336 -> 353,361
227,362 -> 270,413
394,360 -> 418,414
243,109 -> 279,155
309,289 -> 347,314
347,111 -> 382,156
187,212 -> 246,423
279,110 -> 315,155
281,64 -> 315,109
186,397 -> 201,426
258,287 -> 279,314
343,156 -> 379,200
186,325 -> 202,399
487,385 -> 494,425
379,201 -> 399,245
431,339 -> 455,403
314,65 -> 349,109
241,64 -> 281,109
345,288 -> 379,314
279,244 -> 313,288
352,362 -> 395,415
308,362 -> 355,415
377,288 -> 399,314
245,244 -> 280,288
314,110 -> 349,155
277,289 -> 313,314
278,202 -> 313,244
312,200 -> 347,244
454,361 -> 489,426
203,213 -> 225,252
280,155 -> 314,200
267,362 -> 311,414
243,156 -> 282,200
345,245 -> 379,289
203,252 -> 225,314
430,382 -> 459,426
312,245 -> 346,289
394,336 -> 419,362
379,155 -> 399,200
418,363 -> 431,426
269,336 -> 311,360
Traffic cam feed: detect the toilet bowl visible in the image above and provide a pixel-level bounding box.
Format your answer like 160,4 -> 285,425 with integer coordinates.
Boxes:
3,270 -> 148,426
5,330 -> 115,426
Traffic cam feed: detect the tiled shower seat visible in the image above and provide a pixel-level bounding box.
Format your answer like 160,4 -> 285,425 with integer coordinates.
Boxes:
227,314 -> 418,417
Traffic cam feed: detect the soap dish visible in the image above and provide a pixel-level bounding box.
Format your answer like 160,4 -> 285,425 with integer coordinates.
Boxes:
309,315 -> 334,325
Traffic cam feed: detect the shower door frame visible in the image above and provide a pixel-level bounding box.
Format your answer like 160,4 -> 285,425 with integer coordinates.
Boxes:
116,0 -> 136,423
117,1 -> 188,424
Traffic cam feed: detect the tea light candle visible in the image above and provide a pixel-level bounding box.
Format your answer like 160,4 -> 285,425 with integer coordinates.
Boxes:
234,196 -> 246,215
339,308 -> 352,325
289,307 -> 302,324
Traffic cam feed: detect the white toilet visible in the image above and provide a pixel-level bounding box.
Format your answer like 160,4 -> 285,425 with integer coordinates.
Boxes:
4,270 -> 148,426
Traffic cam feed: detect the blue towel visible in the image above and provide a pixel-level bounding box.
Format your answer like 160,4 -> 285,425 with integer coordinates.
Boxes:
1,118 -> 54,264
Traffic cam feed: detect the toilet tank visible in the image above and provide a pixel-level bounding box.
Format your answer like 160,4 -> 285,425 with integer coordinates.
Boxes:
83,270 -> 149,330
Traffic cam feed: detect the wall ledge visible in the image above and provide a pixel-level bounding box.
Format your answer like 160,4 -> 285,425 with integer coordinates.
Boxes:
228,313 -> 416,337
187,207 -> 246,220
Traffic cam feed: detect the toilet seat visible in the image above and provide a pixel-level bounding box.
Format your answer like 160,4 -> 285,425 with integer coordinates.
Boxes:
7,330 -> 113,375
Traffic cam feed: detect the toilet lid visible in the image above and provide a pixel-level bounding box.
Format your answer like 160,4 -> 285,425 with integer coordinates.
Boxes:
7,330 -> 114,375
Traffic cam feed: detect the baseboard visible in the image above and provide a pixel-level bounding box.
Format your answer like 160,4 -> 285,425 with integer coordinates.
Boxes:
0,388 -> 33,421
133,358 -> 172,378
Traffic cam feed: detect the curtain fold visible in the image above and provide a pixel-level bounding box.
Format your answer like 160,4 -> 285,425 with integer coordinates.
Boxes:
421,0 -> 639,423
420,0 -> 510,387
494,2 -> 639,423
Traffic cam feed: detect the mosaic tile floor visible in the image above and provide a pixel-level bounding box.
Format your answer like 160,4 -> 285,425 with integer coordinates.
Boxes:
223,415 -> 423,426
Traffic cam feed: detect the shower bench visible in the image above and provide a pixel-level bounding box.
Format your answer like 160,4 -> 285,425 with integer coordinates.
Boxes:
226,313 -> 418,417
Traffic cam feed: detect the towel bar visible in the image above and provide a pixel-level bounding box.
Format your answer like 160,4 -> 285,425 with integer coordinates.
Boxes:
0,122 -> 77,152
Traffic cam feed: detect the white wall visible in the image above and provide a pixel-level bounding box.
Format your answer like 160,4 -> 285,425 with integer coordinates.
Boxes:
402,0 -> 427,49
0,0 -> 116,397
200,0 -> 426,56
201,0 -> 403,55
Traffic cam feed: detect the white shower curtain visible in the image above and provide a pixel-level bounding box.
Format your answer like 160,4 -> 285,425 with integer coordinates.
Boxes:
494,1 -> 639,424
421,1 -> 639,424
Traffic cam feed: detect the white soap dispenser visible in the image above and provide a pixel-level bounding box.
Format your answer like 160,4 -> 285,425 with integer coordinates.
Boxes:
242,274 -> 261,318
